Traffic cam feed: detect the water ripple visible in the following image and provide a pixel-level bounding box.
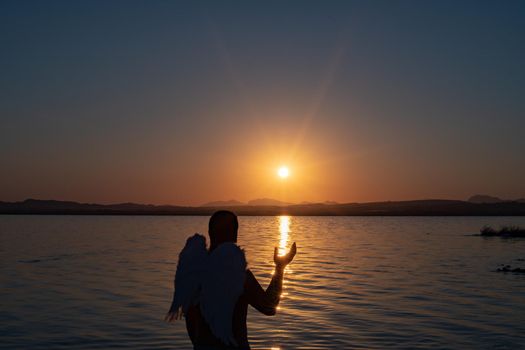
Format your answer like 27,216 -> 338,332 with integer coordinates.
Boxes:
2,216 -> 525,349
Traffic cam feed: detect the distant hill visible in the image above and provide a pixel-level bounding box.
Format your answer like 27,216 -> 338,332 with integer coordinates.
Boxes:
468,195 -> 504,204
0,198 -> 194,215
300,200 -> 339,205
200,198 -> 341,207
247,198 -> 293,206
468,194 -> 525,204
200,200 -> 245,207
2,198 -> 525,216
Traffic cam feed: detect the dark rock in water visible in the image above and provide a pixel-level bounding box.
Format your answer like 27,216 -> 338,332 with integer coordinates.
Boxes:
18,259 -> 41,263
496,264 -> 525,273
480,225 -> 525,237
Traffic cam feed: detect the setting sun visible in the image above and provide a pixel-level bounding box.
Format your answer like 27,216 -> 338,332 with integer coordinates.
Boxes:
277,166 -> 290,179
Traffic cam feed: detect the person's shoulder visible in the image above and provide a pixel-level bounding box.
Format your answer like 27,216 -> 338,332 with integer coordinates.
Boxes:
244,269 -> 265,292
244,269 -> 256,286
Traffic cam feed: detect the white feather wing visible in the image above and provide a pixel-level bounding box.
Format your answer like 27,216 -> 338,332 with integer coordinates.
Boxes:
170,234 -> 208,315
200,243 -> 247,346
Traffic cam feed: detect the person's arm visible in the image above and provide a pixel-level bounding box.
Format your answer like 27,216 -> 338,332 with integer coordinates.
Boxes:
245,242 -> 297,315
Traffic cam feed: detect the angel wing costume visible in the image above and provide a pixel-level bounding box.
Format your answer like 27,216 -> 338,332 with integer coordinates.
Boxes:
169,234 -> 247,347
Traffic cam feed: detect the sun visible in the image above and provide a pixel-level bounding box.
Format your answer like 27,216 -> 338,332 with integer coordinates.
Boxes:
277,166 -> 290,179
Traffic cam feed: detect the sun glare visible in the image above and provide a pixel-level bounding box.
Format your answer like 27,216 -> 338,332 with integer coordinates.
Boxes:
277,166 -> 290,179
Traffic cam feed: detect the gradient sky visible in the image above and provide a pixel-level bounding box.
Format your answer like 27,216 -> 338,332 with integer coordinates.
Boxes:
1,0 -> 524,205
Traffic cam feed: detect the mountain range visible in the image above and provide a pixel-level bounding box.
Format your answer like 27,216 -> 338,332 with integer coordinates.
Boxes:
200,198 -> 330,207
1,196 -> 525,216
467,194 -> 525,204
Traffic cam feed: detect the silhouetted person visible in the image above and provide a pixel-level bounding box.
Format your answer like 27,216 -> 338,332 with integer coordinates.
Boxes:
165,210 -> 297,350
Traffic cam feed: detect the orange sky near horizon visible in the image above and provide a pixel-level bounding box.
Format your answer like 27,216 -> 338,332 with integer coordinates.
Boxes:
3,121 -> 522,206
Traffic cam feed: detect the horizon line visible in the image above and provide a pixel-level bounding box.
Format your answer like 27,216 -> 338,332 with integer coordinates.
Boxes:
3,195 -> 524,208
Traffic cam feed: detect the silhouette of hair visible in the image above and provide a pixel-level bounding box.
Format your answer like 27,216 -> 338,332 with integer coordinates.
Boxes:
208,210 -> 238,250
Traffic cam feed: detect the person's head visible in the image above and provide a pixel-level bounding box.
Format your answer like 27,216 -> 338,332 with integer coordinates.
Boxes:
208,210 -> 238,251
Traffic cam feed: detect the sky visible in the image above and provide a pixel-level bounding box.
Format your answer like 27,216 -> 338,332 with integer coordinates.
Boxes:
1,0 -> 524,205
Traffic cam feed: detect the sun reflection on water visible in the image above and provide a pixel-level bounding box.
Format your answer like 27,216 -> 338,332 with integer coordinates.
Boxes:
278,215 -> 291,256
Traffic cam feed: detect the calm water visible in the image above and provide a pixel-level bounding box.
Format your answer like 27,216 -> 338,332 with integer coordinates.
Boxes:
1,215 -> 525,349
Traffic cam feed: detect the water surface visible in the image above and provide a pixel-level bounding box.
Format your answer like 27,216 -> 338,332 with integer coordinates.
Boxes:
1,215 -> 525,349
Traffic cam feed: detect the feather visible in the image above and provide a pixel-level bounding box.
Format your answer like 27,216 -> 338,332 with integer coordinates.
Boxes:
171,234 -> 208,316
200,243 -> 247,346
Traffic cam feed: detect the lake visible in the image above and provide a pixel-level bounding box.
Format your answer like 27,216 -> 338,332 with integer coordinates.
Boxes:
1,215 -> 525,349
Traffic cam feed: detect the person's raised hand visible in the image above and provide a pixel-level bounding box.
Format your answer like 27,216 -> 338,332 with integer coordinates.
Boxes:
274,242 -> 297,269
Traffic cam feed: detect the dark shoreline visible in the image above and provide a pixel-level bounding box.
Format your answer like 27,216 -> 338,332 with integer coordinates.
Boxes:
2,199 -> 525,216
